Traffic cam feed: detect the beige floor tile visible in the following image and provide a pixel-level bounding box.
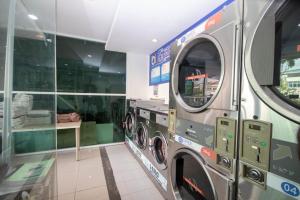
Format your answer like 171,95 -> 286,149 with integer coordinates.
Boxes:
57,172 -> 77,195
76,165 -> 106,191
57,193 -> 75,200
75,186 -> 109,200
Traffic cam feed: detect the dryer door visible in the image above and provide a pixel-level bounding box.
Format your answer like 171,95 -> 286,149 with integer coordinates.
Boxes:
170,149 -> 227,200
171,34 -> 224,113
245,0 -> 300,122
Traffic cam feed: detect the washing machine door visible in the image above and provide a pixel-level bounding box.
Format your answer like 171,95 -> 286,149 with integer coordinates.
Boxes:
135,122 -> 148,150
125,112 -> 135,138
170,149 -> 217,200
245,0 -> 300,122
171,34 -> 224,113
151,131 -> 168,170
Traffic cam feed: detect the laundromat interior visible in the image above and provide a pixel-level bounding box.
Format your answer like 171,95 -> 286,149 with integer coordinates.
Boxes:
1,0 -> 300,199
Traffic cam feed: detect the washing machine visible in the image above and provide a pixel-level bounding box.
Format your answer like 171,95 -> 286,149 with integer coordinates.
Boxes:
238,0 -> 300,199
124,99 -> 137,141
167,0 -> 243,199
134,106 -> 151,155
149,110 -> 169,174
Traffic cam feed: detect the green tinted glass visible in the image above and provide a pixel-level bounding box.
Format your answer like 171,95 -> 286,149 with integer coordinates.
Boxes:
0,1 -> 9,91
11,93 -> 56,131
13,130 -> 56,154
56,36 -> 126,93
13,34 -> 55,92
57,95 -> 125,148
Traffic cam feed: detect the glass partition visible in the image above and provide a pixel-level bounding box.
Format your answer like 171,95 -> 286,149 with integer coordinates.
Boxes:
0,0 -> 58,199
57,95 -> 125,148
57,36 -> 126,94
13,34 -> 55,92
0,0 -> 10,91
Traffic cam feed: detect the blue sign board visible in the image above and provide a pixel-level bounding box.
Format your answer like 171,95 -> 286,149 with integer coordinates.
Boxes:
148,0 -> 235,86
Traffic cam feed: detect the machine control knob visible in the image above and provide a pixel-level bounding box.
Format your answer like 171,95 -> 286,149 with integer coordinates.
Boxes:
221,157 -> 231,168
248,169 -> 263,182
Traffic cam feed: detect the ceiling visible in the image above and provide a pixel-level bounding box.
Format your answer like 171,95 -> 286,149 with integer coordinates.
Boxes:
10,0 -> 227,54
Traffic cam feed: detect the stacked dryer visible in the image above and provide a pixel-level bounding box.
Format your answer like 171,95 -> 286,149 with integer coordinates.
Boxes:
167,1 -> 243,199
238,0 -> 300,199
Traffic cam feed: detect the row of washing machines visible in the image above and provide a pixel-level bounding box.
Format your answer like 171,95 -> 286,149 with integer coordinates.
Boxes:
124,0 -> 300,199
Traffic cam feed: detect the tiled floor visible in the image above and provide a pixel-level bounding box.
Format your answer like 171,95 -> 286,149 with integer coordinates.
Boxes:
56,144 -> 164,200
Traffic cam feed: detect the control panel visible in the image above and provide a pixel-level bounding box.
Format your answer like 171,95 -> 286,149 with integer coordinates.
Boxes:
168,109 -> 176,136
214,117 -> 236,170
156,114 -> 168,127
139,109 -> 150,120
241,120 -> 272,171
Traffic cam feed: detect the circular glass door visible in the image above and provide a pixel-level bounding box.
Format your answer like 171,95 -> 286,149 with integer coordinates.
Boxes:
152,132 -> 167,169
172,35 -> 224,112
136,123 -> 148,149
273,1 -> 300,109
171,150 -> 215,200
247,0 -> 300,121
125,112 -> 134,137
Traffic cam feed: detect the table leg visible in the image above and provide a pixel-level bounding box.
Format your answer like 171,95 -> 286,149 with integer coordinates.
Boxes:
75,127 -> 80,161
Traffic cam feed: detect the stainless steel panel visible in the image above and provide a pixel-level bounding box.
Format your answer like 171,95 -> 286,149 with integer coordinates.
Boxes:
156,114 -> 168,127
139,109 -> 150,120
239,0 -> 300,199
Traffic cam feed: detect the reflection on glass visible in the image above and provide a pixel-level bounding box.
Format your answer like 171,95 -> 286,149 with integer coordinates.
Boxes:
13,34 -> 55,92
275,1 -> 300,107
0,0 -> 57,198
57,95 -> 125,148
174,153 -> 214,200
14,130 -> 56,154
178,39 -> 221,108
0,0 -> 9,91
11,93 -> 55,131
57,36 -> 126,93
0,1 -> 9,91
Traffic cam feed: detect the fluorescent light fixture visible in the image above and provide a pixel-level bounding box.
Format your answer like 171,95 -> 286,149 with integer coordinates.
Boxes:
28,14 -> 38,20
87,54 -> 92,58
298,23 -> 300,27
152,38 -> 158,43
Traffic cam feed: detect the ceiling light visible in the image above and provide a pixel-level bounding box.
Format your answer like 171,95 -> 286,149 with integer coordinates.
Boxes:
152,38 -> 158,43
87,54 -> 92,58
118,72 -> 121,74
35,34 -> 44,39
64,63 -> 68,66
298,23 -> 300,27
28,14 -> 38,20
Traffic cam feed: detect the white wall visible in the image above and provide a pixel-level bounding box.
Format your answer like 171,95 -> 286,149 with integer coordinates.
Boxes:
147,82 -> 169,104
126,52 -> 169,103
126,52 -> 150,99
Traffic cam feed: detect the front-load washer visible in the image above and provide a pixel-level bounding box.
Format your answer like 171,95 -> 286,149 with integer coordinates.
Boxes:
167,0 -> 243,199
126,101 -> 169,197
238,0 -> 300,199
149,110 -> 169,173
124,99 -> 137,141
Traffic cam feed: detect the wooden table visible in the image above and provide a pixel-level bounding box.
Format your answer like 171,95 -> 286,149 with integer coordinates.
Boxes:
57,121 -> 82,161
